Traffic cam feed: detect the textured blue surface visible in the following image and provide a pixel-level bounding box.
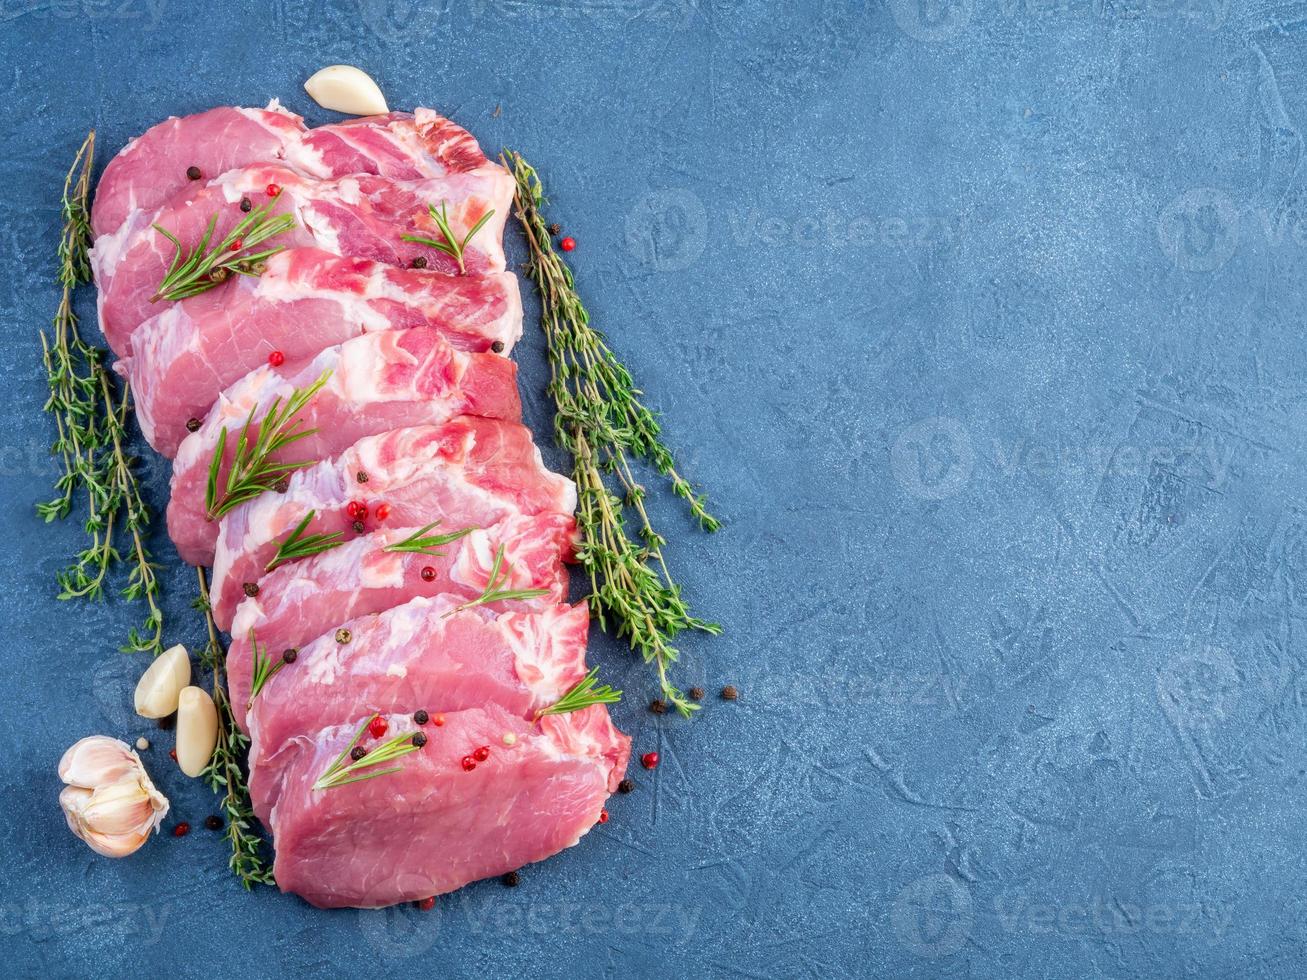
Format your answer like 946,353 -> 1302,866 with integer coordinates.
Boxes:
2,0 -> 1305,976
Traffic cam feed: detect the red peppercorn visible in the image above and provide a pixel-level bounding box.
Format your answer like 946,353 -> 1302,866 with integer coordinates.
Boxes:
169,748 -> 178,761
345,500 -> 368,521
433,714 -> 445,727
420,566 -> 436,582
472,745 -> 490,762
173,822 -> 190,837
268,350 -> 284,367
266,183 -> 282,197
560,236 -> 576,252
368,716 -> 389,739
417,896 -> 436,911
641,751 -> 659,770
229,238 -> 244,251
461,756 -> 477,771
375,503 -> 391,521
598,809 -> 609,824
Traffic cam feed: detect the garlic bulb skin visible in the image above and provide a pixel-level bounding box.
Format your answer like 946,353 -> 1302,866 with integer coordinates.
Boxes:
134,643 -> 191,719
58,736 -> 169,858
304,65 -> 389,116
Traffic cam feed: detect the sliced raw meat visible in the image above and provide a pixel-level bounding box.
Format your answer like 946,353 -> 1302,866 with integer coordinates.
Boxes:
93,162 -> 513,354
209,418 -> 577,630
245,595 -> 590,797
92,105 -> 491,239
123,248 -> 522,455
258,703 -> 629,908
226,514 -> 577,731
167,329 -> 521,565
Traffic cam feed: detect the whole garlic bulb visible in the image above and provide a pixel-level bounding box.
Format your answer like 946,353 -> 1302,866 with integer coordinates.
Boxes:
58,736 -> 169,858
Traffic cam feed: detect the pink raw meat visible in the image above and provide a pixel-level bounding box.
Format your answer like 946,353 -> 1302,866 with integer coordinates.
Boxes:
226,514 -> 576,731
92,105 -> 490,239
167,329 -> 521,565
209,418 -> 577,630
123,248 -> 522,455
93,162 -> 513,354
259,704 -> 629,908
246,595 -> 590,801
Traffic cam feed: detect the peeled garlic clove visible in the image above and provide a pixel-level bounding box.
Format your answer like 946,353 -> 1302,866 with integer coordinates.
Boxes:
304,65 -> 389,117
175,686 -> 218,778
134,643 -> 191,719
58,735 -> 140,788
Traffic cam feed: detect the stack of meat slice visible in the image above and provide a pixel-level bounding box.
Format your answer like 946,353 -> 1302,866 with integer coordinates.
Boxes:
89,103 -> 629,908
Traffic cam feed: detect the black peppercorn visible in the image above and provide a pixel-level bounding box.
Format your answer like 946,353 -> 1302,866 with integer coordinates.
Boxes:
204,815 -> 224,831
242,582 -> 259,598
282,648 -> 298,664
412,732 -> 428,748
689,687 -> 704,701
411,256 -> 428,269
618,778 -> 635,794
350,745 -> 367,761
548,223 -> 561,236
239,196 -> 252,213
502,871 -> 520,887
273,477 -> 290,494
335,628 -> 352,644
491,340 -> 505,353
157,714 -> 176,731
357,471 -> 369,483
352,520 -> 365,533
185,417 -> 201,433
186,165 -> 202,180
414,709 -> 429,725
650,699 -> 667,715
722,685 -> 738,701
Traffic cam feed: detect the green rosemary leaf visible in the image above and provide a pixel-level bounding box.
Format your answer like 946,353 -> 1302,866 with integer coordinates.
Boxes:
401,201 -> 494,274
266,510 -> 344,571
381,521 -> 476,556
246,629 -> 297,709
312,714 -> 425,791
449,545 -> 549,615
151,203 -> 295,303
536,666 -> 622,718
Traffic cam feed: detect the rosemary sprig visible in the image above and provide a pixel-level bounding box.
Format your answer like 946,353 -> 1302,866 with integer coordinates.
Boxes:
402,201 -> 494,274
504,151 -> 721,717
40,130 -> 163,655
450,545 -> 549,615
266,510 -> 344,571
196,568 -> 275,888
245,628 -> 295,709
151,203 -> 295,303
205,371 -> 331,520
535,666 -> 622,718
313,714 -> 425,791
382,521 -> 475,556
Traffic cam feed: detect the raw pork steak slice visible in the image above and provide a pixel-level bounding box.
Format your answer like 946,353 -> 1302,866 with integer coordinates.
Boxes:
259,704 -> 629,908
167,329 -> 521,566
246,595 -> 590,800
93,162 -> 513,354
226,514 -> 576,731
123,248 -> 522,455
209,418 -> 577,629
92,106 -> 491,239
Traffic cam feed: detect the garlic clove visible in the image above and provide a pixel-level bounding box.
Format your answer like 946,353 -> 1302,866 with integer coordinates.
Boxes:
304,65 -> 389,117
59,766 -> 168,859
58,735 -> 140,788
175,686 -> 218,778
134,644 -> 191,719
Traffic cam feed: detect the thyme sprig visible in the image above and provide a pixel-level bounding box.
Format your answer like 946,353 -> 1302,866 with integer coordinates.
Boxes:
205,371 -> 330,520
246,628 -> 295,709
504,151 -> 721,717
40,130 -> 163,654
266,510 -> 343,571
196,569 -> 275,888
535,666 -> 622,718
450,545 -> 549,615
313,714 -> 425,791
382,521 -> 475,556
402,201 -> 494,274
151,203 -> 295,303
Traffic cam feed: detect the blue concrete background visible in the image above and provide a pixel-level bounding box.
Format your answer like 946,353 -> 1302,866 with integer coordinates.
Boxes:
1,0 -> 1300,976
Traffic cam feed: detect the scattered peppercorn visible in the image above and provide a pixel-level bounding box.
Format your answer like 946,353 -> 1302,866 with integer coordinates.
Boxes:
347,500 -> 368,521
204,815 -> 224,831
641,752 -> 660,770
417,896 -> 436,911
265,183 -> 282,197
433,714 -> 445,727
239,197 -> 252,213
491,340 -> 505,353
618,778 -> 635,794
157,714 -> 175,731
689,687 -> 705,701
368,716 -> 389,739
420,566 -> 437,582
598,809 -> 609,824
502,871 -> 520,887
560,236 -> 577,252
461,756 -> 477,772
186,166 -> 202,181
650,699 -> 667,715
335,628 -> 352,644
242,582 -> 260,598
357,471 -> 369,483
352,520 -> 365,534
472,745 -> 491,762
173,822 -> 190,837
282,648 -> 298,664
229,238 -> 244,251
169,748 -> 178,761
548,223 -> 561,235
411,256 -> 428,269
722,685 -> 738,701
375,503 -> 391,521
268,350 -> 285,367
350,745 -> 368,761
414,709 -> 429,725
412,732 -> 428,748
185,417 -> 202,433
273,477 -> 290,494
